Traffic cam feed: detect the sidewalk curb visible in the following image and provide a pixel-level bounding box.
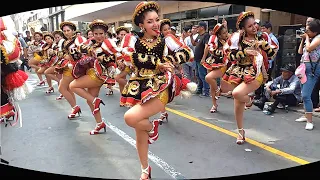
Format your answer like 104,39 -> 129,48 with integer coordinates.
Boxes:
288,108 -> 320,118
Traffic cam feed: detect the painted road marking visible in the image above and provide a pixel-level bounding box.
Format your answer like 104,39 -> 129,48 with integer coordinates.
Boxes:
106,120 -> 186,179
112,86 -> 310,165
27,74 -> 185,179
165,108 -> 310,165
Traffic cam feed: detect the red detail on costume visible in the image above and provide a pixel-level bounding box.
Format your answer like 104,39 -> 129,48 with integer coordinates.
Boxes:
202,62 -> 213,70
77,36 -> 84,44
4,70 -> 28,91
116,55 -> 123,61
228,74 -> 242,85
92,60 -> 116,84
60,59 -> 69,68
47,56 -> 58,67
140,84 -> 165,100
243,74 -> 255,84
173,75 -> 190,96
0,103 -> 14,117
121,73 -> 171,107
41,43 -> 47,49
136,2 -> 144,9
260,32 -> 269,41
106,78 -> 116,85
0,34 -> 5,42
0,17 -> 6,31
174,75 -> 182,96
121,34 -> 135,63
226,34 -> 233,47
180,77 -> 190,94
122,34 -> 132,48
6,39 -> 21,62
120,96 -> 140,107
127,47 -> 134,52
260,50 -> 269,71
94,59 -> 103,76
103,39 -> 118,54
108,62 -> 116,68
209,35 -> 218,50
165,34 -> 184,47
84,37 -> 94,45
123,54 -> 131,62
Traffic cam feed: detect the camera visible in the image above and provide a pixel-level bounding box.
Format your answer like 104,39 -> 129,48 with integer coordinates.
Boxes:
296,27 -> 306,35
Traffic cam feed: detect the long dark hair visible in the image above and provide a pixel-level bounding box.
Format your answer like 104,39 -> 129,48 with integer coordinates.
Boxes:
308,19 -> 320,35
135,8 -> 159,38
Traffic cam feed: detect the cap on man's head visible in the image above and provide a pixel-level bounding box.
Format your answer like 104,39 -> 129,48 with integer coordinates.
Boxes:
255,19 -> 260,25
262,21 -> 272,29
171,26 -> 176,31
280,63 -> 296,73
198,21 -> 207,29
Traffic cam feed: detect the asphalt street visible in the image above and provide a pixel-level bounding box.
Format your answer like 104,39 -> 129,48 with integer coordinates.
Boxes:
1,72 -> 320,179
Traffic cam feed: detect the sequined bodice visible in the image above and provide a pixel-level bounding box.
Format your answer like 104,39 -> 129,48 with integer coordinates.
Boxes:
63,37 -> 82,61
131,38 -> 165,71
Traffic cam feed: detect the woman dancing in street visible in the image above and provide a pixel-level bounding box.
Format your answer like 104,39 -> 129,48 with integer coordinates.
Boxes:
105,26 -> 130,96
120,2 -> 195,179
37,33 -> 57,94
157,18 -> 195,122
157,18 -> 172,122
223,11 -> 277,144
114,26 -> 130,101
69,19 -> 121,135
27,32 -> 46,86
203,23 -> 231,113
45,30 -> 65,100
55,21 -> 87,119
1,16 -> 31,124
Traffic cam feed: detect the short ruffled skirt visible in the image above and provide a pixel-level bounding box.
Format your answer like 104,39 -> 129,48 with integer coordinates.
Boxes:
120,71 -> 174,107
202,54 -> 227,71
120,71 -> 192,107
222,63 -> 263,85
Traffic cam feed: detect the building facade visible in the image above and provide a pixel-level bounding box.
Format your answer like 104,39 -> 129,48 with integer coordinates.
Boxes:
26,8 -> 50,33
48,6 -> 66,32
64,1 -> 308,36
10,1 -> 308,37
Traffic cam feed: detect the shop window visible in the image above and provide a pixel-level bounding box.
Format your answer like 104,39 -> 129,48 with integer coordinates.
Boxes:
217,16 -> 237,33
231,5 -> 245,14
208,19 -> 218,30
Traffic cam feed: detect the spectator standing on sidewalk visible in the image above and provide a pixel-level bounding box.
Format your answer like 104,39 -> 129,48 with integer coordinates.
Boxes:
191,21 -> 210,97
183,25 -> 198,82
24,30 -> 32,43
13,31 -> 31,72
261,21 -> 279,81
294,19 -> 320,130
304,17 -> 320,112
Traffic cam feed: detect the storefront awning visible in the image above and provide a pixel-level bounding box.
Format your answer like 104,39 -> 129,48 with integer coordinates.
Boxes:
198,4 -> 244,18
66,1 -> 178,23
218,4 -> 232,15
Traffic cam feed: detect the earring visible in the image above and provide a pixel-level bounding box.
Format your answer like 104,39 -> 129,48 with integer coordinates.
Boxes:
141,27 -> 145,32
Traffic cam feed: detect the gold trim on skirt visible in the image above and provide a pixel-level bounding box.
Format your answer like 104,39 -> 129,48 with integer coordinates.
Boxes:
156,88 -> 169,105
86,68 -> 104,83
63,68 -> 72,77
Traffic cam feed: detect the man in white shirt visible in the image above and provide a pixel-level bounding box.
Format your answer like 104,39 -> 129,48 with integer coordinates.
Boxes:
183,25 -> 198,82
261,21 -> 279,81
